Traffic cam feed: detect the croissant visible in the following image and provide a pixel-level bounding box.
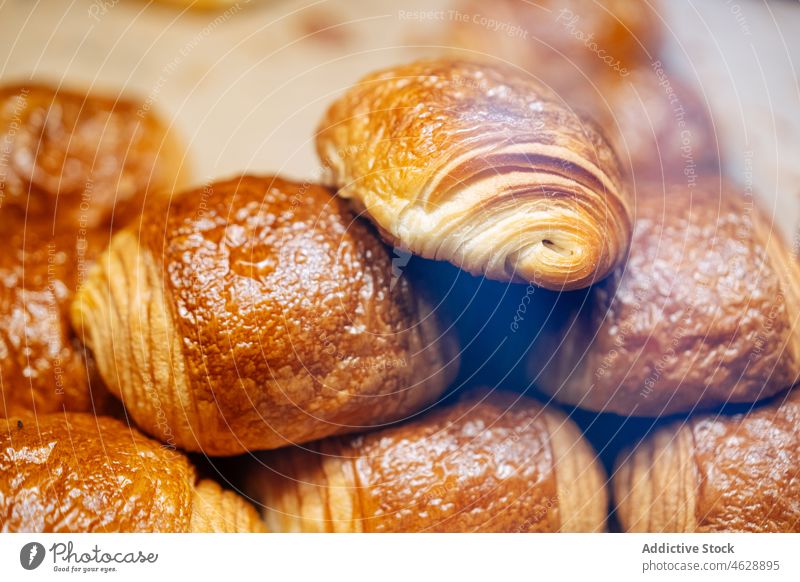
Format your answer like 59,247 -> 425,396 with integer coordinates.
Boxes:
528,178 -> 800,416
248,390 -> 608,532
0,413 -> 264,532
72,175 -> 459,455
316,58 -> 632,291
0,84 -> 187,418
614,389 -> 800,532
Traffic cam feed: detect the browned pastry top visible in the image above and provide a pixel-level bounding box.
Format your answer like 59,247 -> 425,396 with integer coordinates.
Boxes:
690,390 -> 800,532
343,392 -> 560,532
531,178 -> 800,415
317,58 -> 632,290
141,174 -> 413,387
615,389 -> 800,532
0,413 -> 194,532
256,391 -> 608,532
0,83 -> 185,228
74,175 -> 458,454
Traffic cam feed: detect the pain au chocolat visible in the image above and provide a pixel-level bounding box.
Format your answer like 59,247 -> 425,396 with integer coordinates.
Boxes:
614,389 -> 800,532
316,58 -> 632,291
249,390 -> 608,532
0,413 -> 264,532
0,83 -> 187,417
71,175 -> 459,456
528,178 -> 800,416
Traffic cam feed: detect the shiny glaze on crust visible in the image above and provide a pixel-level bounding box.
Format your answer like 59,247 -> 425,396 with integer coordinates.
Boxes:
0,84 -> 186,417
72,175 -> 459,455
615,389 -> 800,532
317,58 -> 632,291
1,413 -> 194,532
0,208 -> 111,416
530,179 -> 800,415
252,391 -> 608,532
0,413 -> 264,532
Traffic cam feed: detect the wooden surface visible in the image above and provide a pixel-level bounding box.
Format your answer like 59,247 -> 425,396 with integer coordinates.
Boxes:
1,0 -> 798,236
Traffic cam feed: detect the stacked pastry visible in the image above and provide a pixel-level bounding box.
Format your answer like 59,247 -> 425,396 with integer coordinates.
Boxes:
2,0 -> 798,534
0,85 -> 261,532
449,0 -> 800,532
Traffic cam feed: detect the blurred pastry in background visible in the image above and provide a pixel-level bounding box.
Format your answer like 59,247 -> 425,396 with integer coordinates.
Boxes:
447,0 -> 662,102
0,83 -> 188,417
586,66 -> 721,184
151,0 -> 246,10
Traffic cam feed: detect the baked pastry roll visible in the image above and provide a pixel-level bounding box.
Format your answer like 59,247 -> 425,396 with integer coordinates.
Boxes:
614,389 -> 800,532
528,178 -> 800,416
0,413 -> 264,532
316,58 -> 632,291
72,175 -> 459,456
0,84 -> 187,417
249,390 -> 608,532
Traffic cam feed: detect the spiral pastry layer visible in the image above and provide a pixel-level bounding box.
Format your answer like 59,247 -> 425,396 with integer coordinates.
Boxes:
316,58 -> 632,290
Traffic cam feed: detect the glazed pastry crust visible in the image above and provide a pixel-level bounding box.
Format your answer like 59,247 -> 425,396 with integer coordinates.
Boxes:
317,58 -> 632,291
72,175 -> 459,455
530,179 -> 800,415
252,391 -> 608,532
0,413 -> 262,532
0,84 -> 188,417
614,389 -> 800,532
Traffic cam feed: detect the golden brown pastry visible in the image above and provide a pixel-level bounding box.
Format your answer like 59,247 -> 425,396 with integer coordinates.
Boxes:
447,0 -> 662,108
614,389 -> 800,532
72,175 -> 459,456
316,58 -> 632,291
249,390 -> 608,532
529,178 -> 800,416
0,413 -> 264,532
0,84 -> 187,418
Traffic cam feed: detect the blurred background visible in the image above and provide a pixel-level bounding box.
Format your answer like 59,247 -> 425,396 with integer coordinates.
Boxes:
2,0 -> 799,234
